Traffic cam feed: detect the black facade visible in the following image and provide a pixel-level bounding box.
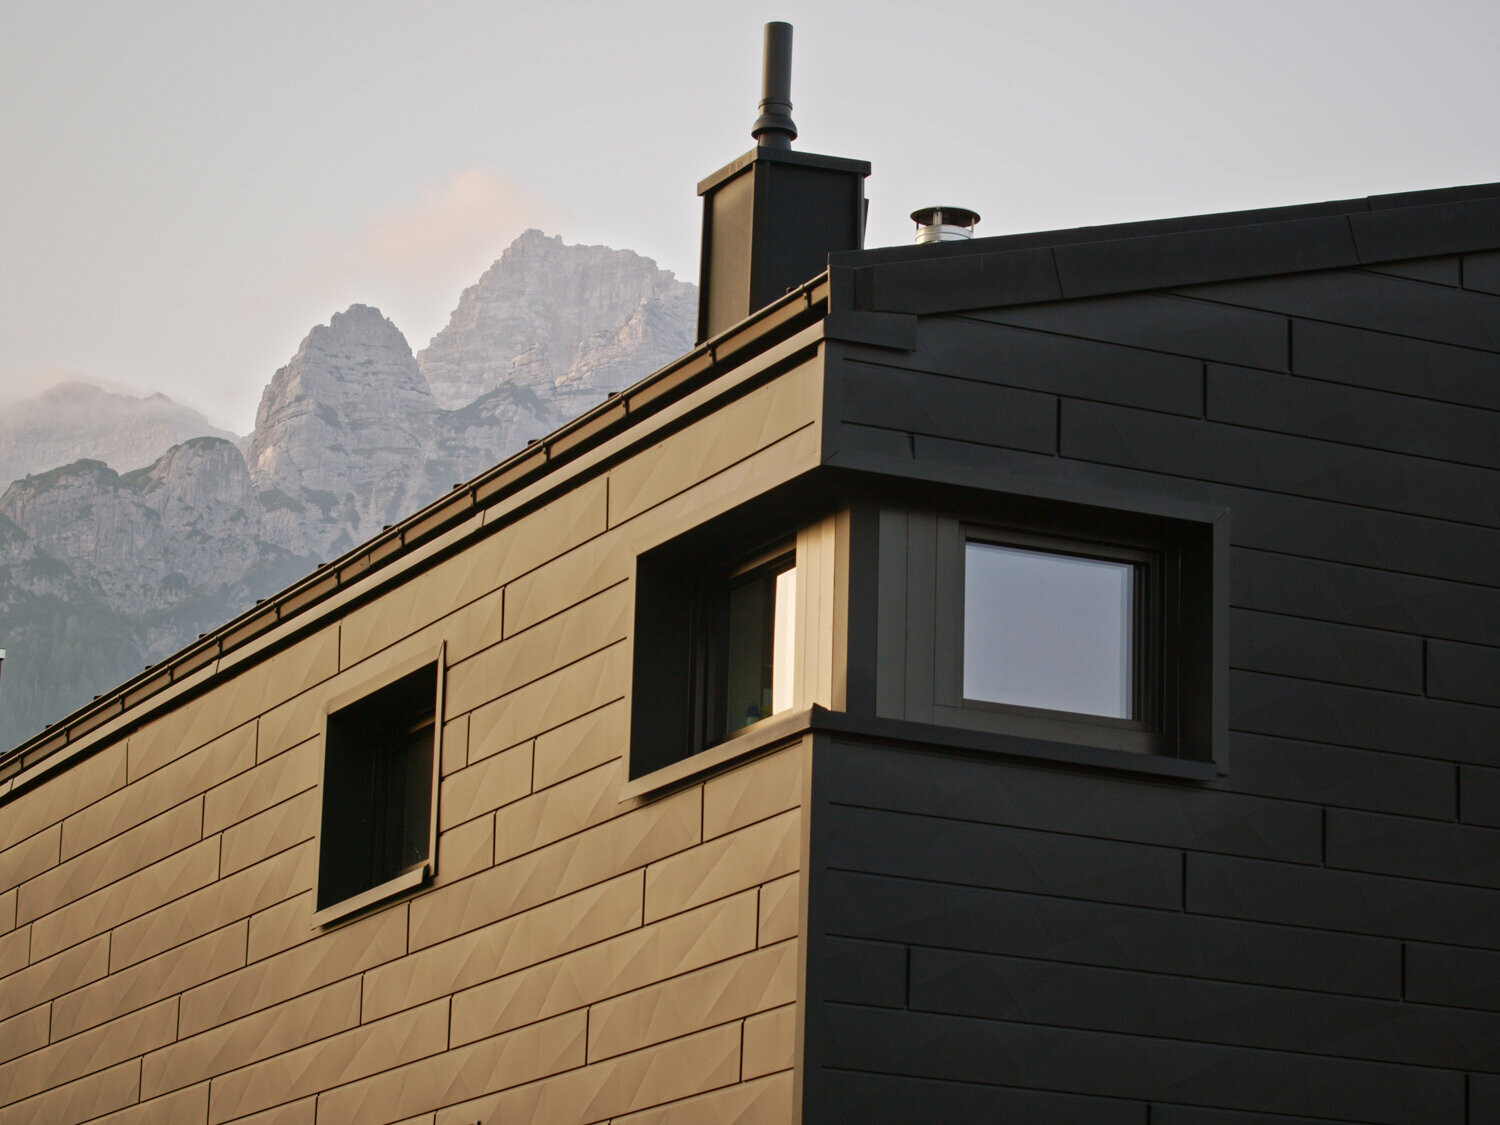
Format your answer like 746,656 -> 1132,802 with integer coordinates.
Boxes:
799,187 -> 1500,1122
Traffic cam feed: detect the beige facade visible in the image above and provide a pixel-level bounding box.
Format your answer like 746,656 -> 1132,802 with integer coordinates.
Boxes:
0,298 -> 831,1124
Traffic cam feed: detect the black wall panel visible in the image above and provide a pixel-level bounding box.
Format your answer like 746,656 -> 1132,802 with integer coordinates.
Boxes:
805,252 -> 1500,1122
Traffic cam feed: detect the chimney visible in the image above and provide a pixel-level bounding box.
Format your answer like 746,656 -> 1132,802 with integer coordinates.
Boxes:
695,22 -> 870,343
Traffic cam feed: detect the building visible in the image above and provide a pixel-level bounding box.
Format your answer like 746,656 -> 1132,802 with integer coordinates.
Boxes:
2,29 -> 1499,1125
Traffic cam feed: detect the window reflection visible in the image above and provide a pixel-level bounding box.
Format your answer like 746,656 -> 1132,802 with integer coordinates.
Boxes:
724,560 -> 797,734
963,542 -> 1135,718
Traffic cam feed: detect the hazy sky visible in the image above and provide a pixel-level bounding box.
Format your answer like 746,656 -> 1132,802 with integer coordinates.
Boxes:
3,0 -> 1497,433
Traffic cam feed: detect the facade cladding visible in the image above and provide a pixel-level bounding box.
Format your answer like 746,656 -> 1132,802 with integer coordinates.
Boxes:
0,177 -> 1499,1123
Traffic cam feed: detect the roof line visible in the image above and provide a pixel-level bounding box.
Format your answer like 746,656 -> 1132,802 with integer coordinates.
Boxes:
0,276 -> 830,782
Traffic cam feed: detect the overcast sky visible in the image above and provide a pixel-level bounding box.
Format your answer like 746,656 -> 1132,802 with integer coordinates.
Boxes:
3,0 -> 1496,433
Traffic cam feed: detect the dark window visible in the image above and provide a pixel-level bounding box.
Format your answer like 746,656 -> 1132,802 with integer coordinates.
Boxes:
315,660 -> 441,920
631,533 -> 801,782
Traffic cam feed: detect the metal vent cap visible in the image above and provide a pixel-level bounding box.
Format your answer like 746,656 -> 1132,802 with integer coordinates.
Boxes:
911,205 -> 980,244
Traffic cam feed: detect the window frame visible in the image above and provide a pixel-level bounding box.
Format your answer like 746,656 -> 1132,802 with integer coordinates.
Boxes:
312,642 -> 445,928
934,523 -> 1170,755
874,491 -> 1225,771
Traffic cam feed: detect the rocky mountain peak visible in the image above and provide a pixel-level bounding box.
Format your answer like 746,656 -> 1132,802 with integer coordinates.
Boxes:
417,231 -> 696,411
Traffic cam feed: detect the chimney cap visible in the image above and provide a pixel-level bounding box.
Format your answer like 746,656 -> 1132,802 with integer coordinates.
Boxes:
911,205 -> 981,243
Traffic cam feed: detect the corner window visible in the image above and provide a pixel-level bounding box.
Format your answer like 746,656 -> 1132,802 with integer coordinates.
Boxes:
314,648 -> 444,925
877,499 -> 1223,768
628,507 -> 848,789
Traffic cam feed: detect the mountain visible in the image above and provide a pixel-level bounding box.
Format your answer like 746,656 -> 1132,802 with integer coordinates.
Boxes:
0,381 -> 237,489
418,229 -> 697,419
0,233 -> 696,751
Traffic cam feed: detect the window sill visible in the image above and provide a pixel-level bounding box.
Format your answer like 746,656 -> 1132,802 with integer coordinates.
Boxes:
813,708 -> 1220,780
620,708 -> 816,801
621,704 -> 1217,804
311,862 -> 430,929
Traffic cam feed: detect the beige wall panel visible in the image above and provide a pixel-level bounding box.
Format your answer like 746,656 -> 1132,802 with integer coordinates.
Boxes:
741,1002 -> 796,1079
445,1020 -> 741,1125
142,976 -> 361,1099
499,533 -> 634,642
461,642 -> 628,764
20,798 -> 203,926
612,423 -> 823,575
66,724 -> 254,860
0,742 -> 126,854
434,814 -> 494,887
450,889 -> 759,1048
313,1009 -> 585,1124
611,1070 -> 794,1125
243,890 -> 313,963
586,938 -> 798,1062
108,842 -> 311,972
644,807 -> 801,924
756,871 -> 801,947
450,581 -> 630,722
29,836 -> 219,963
202,739 -> 316,839
51,920 -> 246,1041
532,700 -> 624,790
440,713 -> 469,777
220,790 -> 316,877
0,890 -> 13,935
0,1056 -> 138,1125
338,552 -> 506,670
334,591 -> 498,707
91,1082 -> 209,1125
702,744 -> 806,841
0,994 -> 175,1105
181,902 -> 405,1037
255,694 -> 320,765
130,627 -> 337,781
0,824 -> 59,895
481,473 -> 609,577
391,1115 -> 436,1125
0,1005 -> 49,1066
795,516 -> 841,710
0,933 -> 107,1021
408,785 -> 698,952
494,759 -> 624,865
204,997 -> 449,1125
0,925 -> 27,978
608,361 -> 822,526
438,742 -> 531,832
221,1095 -> 315,1125
363,872 -> 642,1023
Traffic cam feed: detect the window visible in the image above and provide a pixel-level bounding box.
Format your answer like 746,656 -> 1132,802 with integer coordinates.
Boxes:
314,648 -> 444,925
717,550 -> 798,739
628,506 -> 847,789
963,537 -> 1143,720
876,496 -> 1224,769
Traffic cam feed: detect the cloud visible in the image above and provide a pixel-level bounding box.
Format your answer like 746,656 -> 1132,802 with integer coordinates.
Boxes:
356,170 -> 574,282
298,170 -> 576,351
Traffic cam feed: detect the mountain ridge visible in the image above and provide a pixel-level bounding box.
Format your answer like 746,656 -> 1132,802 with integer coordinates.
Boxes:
0,232 -> 696,749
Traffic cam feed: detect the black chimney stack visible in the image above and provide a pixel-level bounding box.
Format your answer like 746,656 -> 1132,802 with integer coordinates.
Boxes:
750,22 -> 797,149
695,23 -> 869,343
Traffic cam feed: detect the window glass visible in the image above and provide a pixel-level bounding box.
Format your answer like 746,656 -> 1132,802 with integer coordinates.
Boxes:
963,542 -> 1134,718
318,663 -> 438,912
723,560 -> 797,735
